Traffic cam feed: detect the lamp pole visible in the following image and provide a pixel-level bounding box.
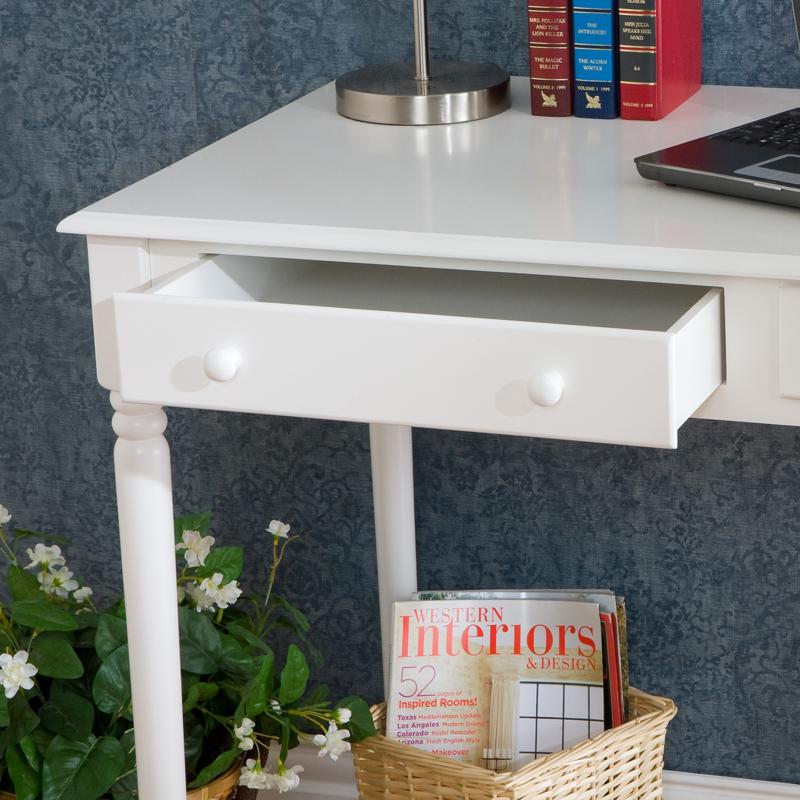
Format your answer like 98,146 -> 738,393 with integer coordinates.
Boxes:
412,0 -> 430,83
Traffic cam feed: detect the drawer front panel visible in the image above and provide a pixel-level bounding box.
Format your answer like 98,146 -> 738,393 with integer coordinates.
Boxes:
114,295 -> 678,447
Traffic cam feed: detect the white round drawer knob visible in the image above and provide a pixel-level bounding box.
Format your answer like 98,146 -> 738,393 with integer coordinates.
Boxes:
528,371 -> 564,407
203,348 -> 240,382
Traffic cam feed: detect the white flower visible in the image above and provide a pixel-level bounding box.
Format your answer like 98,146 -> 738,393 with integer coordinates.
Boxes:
0,651 -> 38,699
175,530 -> 215,568
335,707 -> 352,725
185,581 -> 216,612
235,717 -> 256,751
0,505 -> 10,526
312,722 -> 351,761
38,567 -> 79,599
239,759 -> 269,790
267,520 -> 291,539
218,580 -> 242,608
198,573 -> 242,610
273,765 -> 303,793
73,586 -> 93,603
25,544 -> 65,572
239,761 -> 304,793
270,700 -> 282,714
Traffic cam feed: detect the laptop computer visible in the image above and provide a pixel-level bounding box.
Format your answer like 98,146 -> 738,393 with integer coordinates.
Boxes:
635,0 -> 800,208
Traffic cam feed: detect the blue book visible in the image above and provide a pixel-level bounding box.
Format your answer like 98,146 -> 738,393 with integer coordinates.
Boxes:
572,0 -> 619,119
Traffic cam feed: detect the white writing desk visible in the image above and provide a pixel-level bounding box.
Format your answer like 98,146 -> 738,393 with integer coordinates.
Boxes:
59,78 -> 800,799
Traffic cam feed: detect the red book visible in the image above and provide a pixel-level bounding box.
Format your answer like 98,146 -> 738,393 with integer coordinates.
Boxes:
529,0 -> 573,117
619,0 -> 701,121
600,611 -> 624,728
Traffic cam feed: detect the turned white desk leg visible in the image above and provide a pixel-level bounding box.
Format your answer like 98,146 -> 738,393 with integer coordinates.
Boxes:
111,393 -> 186,800
369,424 -> 418,694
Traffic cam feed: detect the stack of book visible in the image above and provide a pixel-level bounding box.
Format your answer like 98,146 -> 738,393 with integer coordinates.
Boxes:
528,0 -> 702,120
385,589 -> 628,769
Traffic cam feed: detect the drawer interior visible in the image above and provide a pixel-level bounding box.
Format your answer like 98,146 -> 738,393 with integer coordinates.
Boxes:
150,256 -> 713,333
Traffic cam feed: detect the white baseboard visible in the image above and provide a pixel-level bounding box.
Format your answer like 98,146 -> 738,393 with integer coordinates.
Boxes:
664,771 -> 800,800
269,746 -> 800,800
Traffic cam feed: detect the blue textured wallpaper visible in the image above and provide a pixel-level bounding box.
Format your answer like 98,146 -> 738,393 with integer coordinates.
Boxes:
1,0 -> 800,785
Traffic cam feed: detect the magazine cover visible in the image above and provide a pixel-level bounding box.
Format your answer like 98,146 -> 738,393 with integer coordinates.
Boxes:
387,599 -> 604,769
414,588 -> 627,725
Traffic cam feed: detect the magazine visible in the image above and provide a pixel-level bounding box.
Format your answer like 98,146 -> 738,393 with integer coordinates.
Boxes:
387,599 -> 605,769
414,588 -> 627,725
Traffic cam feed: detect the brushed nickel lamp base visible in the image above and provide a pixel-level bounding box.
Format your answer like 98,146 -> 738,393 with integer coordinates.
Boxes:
336,1 -> 510,125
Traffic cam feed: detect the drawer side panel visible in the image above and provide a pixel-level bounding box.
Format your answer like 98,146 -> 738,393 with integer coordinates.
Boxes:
673,288 -> 724,426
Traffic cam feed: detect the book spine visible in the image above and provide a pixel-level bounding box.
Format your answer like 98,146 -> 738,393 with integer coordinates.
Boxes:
572,0 -> 619,119
619,0 -> 658,120
529,0 -> 573,116
600,612 -> 624,727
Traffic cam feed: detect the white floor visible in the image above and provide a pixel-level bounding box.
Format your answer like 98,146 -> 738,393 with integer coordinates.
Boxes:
271,745 -> 800,800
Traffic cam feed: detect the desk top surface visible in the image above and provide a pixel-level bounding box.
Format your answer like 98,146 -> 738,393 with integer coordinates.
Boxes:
59,78 -> 800,279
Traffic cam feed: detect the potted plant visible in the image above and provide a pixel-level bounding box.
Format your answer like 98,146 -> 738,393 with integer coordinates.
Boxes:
0,503 -> 375,798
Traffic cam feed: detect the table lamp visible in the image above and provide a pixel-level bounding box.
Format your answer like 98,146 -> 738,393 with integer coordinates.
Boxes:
336,0 -> 511,125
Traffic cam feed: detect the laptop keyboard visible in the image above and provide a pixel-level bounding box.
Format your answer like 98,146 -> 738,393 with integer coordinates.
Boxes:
711,108 -> 800,151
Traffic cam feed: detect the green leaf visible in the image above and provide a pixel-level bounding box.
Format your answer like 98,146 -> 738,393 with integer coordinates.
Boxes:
42,735 -> 125,800
272,594 -> 311,633
244,651 -> 275,718
226,621 -> 271,654
279,721 -> 290,763
50,678 -> 92,703
182,682 -> 218,713
278,644 -> 309,706
7,743 -> 41,800
11,600 -> 78,632
218,633 -> 255,678
110,769 -> 138,800
92,646 -> 131,714
183,713 -> 204,773
304,683 -> 329,707
174,512 -> 212,543
194,546 -> 243,583
178,607 -> 221,674
337,696 -> 377,742
188,747 -> 239,789
182,684 -> 200,714
110,730 -> 137,800
20,734 -> 42,773
40,691 -> 94,741
95,615 -> 128,660
119,730 -> 135,770
28,728 -> 55,759
8,566 -> 43,601
74,613 -> 99,633
31,634 -> 84,679
0,692 -> 9,727
0,695 -> 40,757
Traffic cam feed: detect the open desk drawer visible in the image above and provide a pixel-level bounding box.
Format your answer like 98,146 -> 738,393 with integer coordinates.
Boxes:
113,256 -> 723,448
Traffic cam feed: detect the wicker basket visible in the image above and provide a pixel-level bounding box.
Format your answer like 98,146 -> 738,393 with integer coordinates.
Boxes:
353,688 -> 676,800
0,761 -> 240,800
186,762 -> 241,800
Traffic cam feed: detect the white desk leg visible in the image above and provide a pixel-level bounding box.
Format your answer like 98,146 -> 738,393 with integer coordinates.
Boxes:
369,424 -> 418,694
111,393 -> 186,800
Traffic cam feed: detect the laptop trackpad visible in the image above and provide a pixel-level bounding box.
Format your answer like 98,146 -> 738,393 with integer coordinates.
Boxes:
736,155 -> 800,185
